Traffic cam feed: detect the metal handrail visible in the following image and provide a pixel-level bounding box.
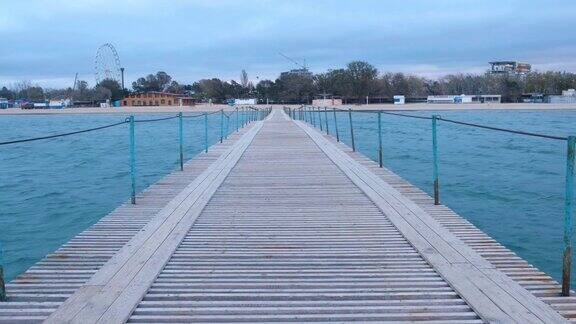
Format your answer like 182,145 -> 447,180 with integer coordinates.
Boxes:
0,107 -> 272,301
288,105 -> 576,296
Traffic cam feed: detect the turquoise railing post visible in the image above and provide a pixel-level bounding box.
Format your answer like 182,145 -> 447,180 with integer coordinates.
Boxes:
333,108 -> 340,142
324,107 -> 329,135
312,107 -> 316,127
0,247 -> 6,301
129,115 -> 136,204
225,115 -> 230,139
204,112 -> 208,153
432,115 -> 440,205
378,111 -> 383,168
178,112 -> 183,171
219,109 -> 224,143
563,136 -> 576,296
235,107 -> 239,132
348,109 -> 355,151
318,107 -> 323,132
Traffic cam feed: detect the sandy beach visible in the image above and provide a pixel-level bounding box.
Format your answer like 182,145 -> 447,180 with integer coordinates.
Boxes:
0,103 -> 575,115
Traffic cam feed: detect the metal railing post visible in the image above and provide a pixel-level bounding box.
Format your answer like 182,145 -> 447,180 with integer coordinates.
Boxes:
311,107 -> 316,127
235,107 -> 239,132
324,107 -> 329,135
318,107 -> 323,132
0,248 -> 6,301
220,109 -> 224,143
225,115 -> 229,139
178,112 -> 183,171
129,115 -> 136,204
563,136 -> 576,296
348,109 -> 355,151
204,112 -> 208,153
432,115 -> 440,205
378,111 -> 383,168
333,108 -> 339,142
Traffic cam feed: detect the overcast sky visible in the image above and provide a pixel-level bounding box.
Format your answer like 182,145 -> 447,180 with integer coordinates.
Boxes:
1,0 -> 575,88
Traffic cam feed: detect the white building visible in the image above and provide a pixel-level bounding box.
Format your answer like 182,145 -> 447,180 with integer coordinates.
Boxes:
312,98 -> 342,106
547,89 -> 576,103
427,94 -> 500,104
393,95 -> 405,105
427,95 -> 473,104
234,98 -> 257,105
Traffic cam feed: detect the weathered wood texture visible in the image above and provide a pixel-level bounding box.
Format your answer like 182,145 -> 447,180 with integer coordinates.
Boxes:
127,111 -> 483,323
312,121 -> 576,322
0,109 -> 574,323
0,122 -> 258,323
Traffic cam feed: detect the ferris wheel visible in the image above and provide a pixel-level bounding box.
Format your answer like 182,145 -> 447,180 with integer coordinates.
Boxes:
94,43 -> 122,85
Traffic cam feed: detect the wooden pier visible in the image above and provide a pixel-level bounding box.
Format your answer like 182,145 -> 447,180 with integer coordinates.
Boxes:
1,109 -> 576,323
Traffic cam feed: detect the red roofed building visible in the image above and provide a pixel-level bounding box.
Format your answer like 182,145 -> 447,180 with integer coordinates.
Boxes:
122,92 -> 195,106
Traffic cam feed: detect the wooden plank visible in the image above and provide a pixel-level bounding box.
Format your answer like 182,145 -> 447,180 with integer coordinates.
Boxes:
126,110 -> 483,323
295,116 -> 567,323
4,108 -> 575,323
44,121 -> 264,323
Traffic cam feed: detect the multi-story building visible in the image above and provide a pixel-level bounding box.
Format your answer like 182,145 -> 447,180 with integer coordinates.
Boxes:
489,61 -> 531,75
122,92 -> 195,106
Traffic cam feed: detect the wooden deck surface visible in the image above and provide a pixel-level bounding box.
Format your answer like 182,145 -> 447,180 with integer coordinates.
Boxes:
0,109 -> 575,323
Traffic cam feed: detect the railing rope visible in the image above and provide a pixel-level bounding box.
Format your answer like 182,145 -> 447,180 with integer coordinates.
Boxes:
129,115 -> 136,204
432,115 -> 440,205
0,108 -> 272,298
348,109 -> 355,152
563,136 -> 576,296
298,106 -> 576,295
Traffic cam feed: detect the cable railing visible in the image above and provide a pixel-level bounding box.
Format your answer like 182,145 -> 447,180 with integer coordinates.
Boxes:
286,105 -> 576,297
0,106 -> 271,301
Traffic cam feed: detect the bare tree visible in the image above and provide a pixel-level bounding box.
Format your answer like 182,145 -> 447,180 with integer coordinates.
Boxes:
240,70 -> 249,88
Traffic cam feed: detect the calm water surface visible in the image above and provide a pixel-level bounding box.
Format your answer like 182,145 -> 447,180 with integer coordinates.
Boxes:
311,108 -> 576,285
0,109 -> 575,286
0,112 -> 242,280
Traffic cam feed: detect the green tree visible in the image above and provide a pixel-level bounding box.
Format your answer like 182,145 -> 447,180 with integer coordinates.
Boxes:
98,79 -> 123,101
346,61 -> 378,100
132,71 -> 173,92
276,72 -> 314,104
0,86 -> 14,100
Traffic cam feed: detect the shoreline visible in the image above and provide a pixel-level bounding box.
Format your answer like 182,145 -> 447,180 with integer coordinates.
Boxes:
0,103 -> 575,115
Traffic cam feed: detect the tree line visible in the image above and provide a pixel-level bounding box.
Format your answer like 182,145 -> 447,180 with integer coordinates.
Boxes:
2,61 -> 576,104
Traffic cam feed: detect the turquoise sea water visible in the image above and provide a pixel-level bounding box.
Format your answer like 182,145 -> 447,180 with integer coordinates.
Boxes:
0,112 -> 243,280
0,109 -> 574,286
309,109 -> 576,285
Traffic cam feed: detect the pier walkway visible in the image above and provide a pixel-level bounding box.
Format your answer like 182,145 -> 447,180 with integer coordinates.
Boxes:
1,109 -> 576,323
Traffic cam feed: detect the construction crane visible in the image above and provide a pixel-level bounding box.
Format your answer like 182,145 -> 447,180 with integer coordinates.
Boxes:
71,73 -> 78,101
279,52 -> 308,70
